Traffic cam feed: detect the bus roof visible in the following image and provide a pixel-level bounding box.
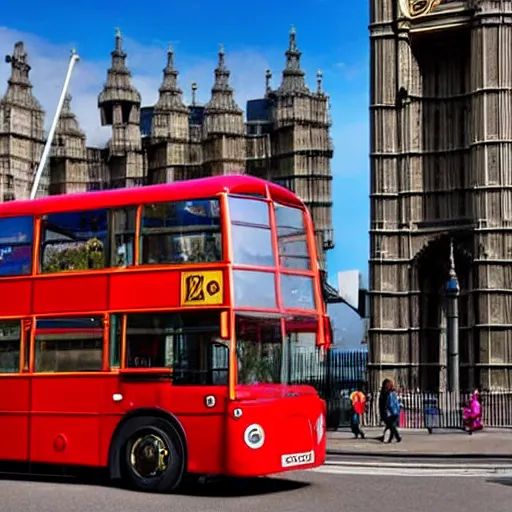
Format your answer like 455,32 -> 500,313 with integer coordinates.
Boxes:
0,175 -> 304,216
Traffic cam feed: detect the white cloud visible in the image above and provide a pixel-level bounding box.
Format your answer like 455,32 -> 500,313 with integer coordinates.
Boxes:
0,26 -> 272,147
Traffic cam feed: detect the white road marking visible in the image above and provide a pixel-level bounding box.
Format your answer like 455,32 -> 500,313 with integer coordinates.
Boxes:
313,463 -> 512,478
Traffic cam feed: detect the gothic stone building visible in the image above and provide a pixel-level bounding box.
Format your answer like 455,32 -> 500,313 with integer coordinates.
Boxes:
369,0 -> 512,391
0,29 -> 333,265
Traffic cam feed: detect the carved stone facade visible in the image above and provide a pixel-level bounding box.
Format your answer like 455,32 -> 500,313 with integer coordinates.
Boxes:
0,29 -> 334,265
369,0 -> 512,391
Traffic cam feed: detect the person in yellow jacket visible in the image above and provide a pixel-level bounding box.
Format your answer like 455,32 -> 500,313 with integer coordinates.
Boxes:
349,389 -> 367,439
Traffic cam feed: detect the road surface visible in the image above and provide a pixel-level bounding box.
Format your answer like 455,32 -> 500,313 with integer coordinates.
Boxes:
1,469 -> 511,512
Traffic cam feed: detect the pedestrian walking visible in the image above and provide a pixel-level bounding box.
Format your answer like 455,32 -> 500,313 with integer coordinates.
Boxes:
379,379 -> 402,443
349,389 -> 367,439
385,382 -> 402,443
378,378 -> 391,441
463,389 -> 482,435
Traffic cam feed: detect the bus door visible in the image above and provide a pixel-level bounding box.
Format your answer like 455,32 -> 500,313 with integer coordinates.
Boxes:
114,310 -> 229,475
0,318 -> 30,461
28,317 -> 105,466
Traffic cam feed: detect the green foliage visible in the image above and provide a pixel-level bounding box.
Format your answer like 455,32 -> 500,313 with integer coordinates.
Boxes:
42,237 -> 104,273
237,341 -> 282,384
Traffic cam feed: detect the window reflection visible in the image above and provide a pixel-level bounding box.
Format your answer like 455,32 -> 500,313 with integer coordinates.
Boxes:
0,216 -> 33,276
236,313 -> 284,385
0,320 -> 21,373
229,197 -> 275,267
233,270 -> 277,309
281,274 -> 316,310
228,196 -> 269,226
141,199 -> 222,265
274,204 -> 310,270
34,316 -> 103,372
285,316 -> 320,385
41,210 -> 108,273
110,208 -> 136,267
231,224 -> 274,266
117,311 -> 228,385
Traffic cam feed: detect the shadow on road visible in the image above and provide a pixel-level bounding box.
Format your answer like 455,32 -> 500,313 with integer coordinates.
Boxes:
0,470 -> 309,497
486,478 -> 512,488
178,476 -> 309,497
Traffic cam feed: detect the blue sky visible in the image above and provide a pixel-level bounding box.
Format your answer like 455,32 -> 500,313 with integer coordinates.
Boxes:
1,0 -> 369,346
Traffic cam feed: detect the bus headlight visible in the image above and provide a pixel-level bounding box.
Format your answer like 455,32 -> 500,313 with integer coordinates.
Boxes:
244,424 -> 265,449
316,414 -> 325,444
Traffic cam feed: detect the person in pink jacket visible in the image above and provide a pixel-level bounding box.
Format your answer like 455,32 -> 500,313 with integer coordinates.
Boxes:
463,390 -> 482,435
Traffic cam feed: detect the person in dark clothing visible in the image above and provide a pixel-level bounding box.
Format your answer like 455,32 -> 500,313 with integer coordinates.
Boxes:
378,378 -> 391,442
384,381 -> 402,443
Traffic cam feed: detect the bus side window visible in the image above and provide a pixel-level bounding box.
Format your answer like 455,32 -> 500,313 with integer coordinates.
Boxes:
228,196 -> 274,267
274,203 -> 310,271
0,216 -> 33,277
110,208 -> 136,268
34,316 -> 103,373
140,199 -> 222,265
0,320 -> 22,373
109,314 -> 122,368
40,210 -> 107,273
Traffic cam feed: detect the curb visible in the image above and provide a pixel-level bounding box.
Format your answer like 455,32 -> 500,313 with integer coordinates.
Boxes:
326,449 -> 512,460
323,460 -> 512,470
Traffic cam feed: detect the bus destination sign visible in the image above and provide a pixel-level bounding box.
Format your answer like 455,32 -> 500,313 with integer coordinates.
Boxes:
180,270 -> 224,306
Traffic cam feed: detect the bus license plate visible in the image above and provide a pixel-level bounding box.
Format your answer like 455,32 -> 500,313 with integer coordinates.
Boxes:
281,450 -> 315,468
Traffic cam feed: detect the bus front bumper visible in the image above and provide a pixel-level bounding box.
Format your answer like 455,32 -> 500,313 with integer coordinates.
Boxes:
223,386 -> 326,477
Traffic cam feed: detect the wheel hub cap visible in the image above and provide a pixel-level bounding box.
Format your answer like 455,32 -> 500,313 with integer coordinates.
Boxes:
130,434 -> 170,478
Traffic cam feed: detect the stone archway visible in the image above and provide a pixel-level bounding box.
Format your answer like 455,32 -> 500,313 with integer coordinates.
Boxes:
414,233 -> 474,391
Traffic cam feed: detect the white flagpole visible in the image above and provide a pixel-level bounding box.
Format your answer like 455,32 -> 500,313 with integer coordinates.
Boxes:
30,49 -> 80,200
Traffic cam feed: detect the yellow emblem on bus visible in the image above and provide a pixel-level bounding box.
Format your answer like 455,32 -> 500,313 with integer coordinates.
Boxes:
180,270 -> 224,306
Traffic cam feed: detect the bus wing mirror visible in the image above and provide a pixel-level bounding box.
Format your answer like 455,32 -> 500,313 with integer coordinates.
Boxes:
322,316 -> 332,348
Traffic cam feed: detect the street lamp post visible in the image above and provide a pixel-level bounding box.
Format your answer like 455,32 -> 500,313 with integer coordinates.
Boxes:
445,239 -> 460,405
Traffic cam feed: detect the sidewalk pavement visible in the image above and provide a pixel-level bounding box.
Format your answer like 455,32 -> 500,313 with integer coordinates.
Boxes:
327,427 -> 512,458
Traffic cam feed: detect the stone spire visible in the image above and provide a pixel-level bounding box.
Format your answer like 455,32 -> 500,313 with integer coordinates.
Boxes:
149,45 -> 190,183
277,26 -> 309,95
97,30 -> 143,187
50,94 -> 88,195
98,29 -> 141,124
152,44 -> 189,140
2,41 -> 43,109
316,69 -> 323,94
203,44 -> 245,176
265,69 -> 272,94
204,44 -> 242,115
56,94 -> 86,138
0,41 -> 45,200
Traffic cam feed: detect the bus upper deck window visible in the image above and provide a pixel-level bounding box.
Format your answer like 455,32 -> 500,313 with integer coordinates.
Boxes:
274,204 -> 310,271
228,196 -> 274,267
140,199 -> 221,265
0,216 -> 33,277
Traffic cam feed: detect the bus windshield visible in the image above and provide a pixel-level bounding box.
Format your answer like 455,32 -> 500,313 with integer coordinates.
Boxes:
235,313 -> 284,385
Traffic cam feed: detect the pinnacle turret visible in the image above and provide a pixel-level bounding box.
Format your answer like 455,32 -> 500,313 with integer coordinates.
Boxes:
98,29 -> 141,123
152,45 -> 189,142
154,45 -> 188,114
277,26 -> 309,95
55,94 -> 85,139
205,44 -> 242,113
2,41 -> 43,110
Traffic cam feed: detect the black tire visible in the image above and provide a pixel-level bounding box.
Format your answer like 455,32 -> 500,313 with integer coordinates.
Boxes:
119,416 -> 186,493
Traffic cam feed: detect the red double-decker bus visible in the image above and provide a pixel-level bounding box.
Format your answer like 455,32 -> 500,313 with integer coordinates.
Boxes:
0,175 -> 331,493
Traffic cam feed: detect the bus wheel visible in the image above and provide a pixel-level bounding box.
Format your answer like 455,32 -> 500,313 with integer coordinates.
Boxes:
121,417 -> 185,493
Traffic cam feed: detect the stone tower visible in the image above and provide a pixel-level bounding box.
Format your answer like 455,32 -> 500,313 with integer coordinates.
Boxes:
0,42 -> 45,201
148,46 -> 190,183
267,28 -> 334,266
369,0 -> 512,391
203,45 -> 246,176
49,94 -> 88,194
98,30 -> 143,188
